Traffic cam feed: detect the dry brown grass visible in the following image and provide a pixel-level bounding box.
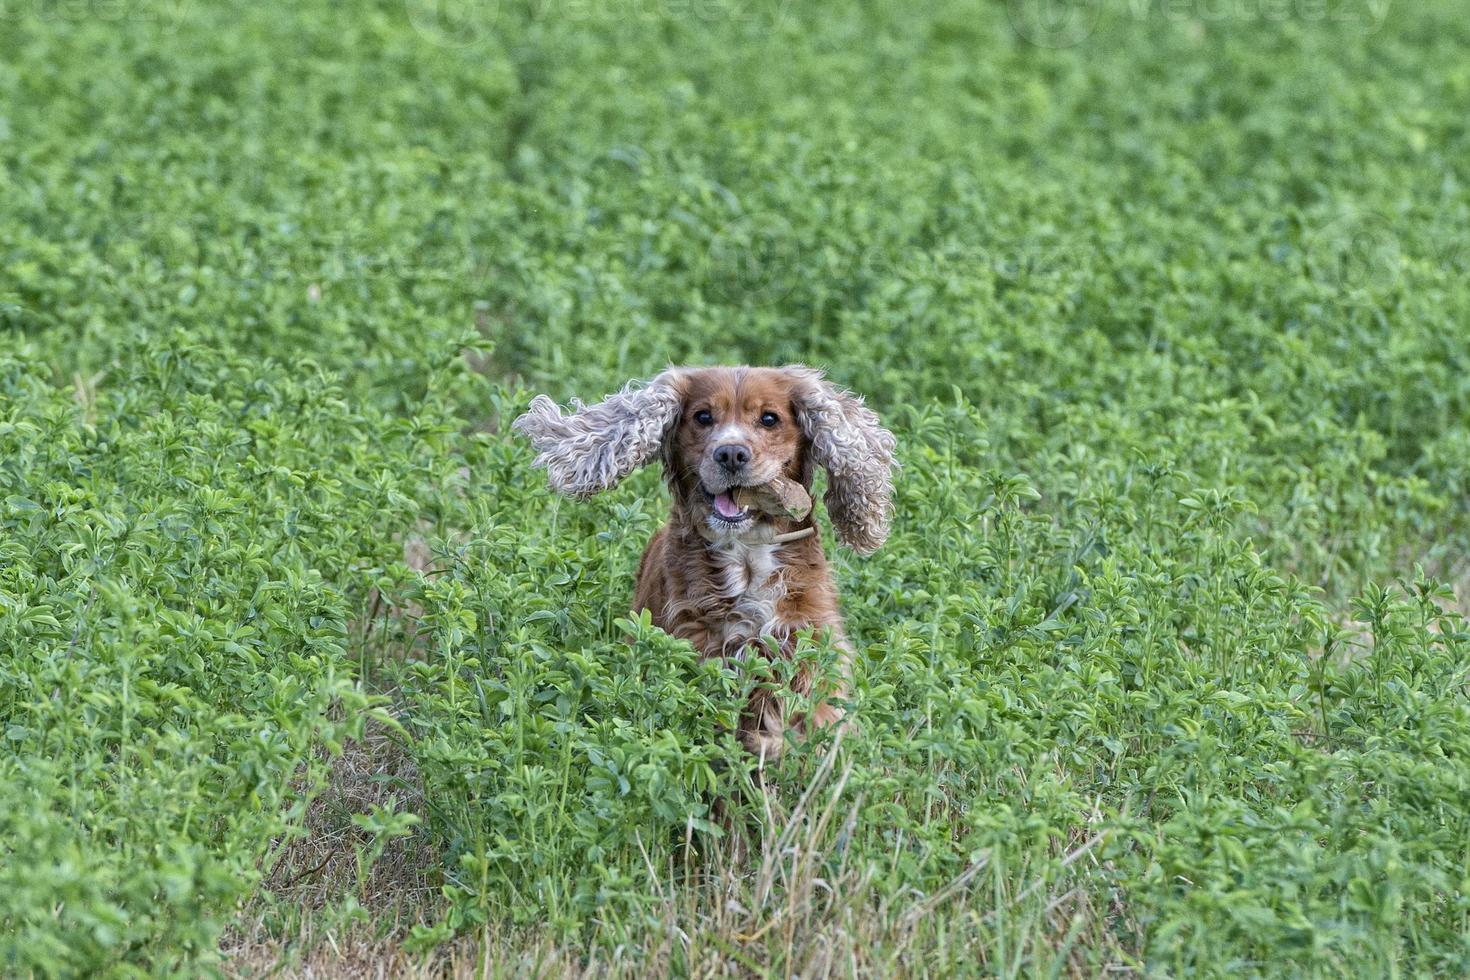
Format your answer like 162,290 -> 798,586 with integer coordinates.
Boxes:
221,720 -> 1133,979
223,528 -> 446,978
220,720 -> 439,977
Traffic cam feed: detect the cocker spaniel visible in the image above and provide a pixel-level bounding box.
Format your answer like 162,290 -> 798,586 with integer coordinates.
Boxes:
514,366 -> 896,760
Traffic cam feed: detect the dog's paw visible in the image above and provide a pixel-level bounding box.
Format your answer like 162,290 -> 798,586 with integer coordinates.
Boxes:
741,728 -> 786,764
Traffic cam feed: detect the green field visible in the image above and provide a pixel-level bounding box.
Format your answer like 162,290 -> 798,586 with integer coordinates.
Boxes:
3,0 -> 1470,975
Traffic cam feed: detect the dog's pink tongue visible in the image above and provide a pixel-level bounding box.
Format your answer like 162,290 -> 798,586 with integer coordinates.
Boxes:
713,492 -> 744,519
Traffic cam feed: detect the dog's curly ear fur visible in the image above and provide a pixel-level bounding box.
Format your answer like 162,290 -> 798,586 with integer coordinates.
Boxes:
786,366 -> 897,554
514,369 -> 686,498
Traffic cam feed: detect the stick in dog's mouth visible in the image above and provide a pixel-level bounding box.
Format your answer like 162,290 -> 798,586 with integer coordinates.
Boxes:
695,477 -> 816,545
732,477 -> 813,522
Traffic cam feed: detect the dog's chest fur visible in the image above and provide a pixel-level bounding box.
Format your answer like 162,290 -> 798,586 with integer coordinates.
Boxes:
707,538 -> 786,654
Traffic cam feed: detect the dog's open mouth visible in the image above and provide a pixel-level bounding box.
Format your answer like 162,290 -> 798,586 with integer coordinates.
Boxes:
703,487 -> 752,524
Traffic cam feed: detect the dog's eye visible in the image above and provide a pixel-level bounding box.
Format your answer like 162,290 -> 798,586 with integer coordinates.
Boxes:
693,409 -> 714,426
759,411 -> 780,428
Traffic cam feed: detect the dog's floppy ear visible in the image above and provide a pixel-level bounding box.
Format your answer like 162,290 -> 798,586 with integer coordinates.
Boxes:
514,369 -> 686,498
786,366 -> 897,554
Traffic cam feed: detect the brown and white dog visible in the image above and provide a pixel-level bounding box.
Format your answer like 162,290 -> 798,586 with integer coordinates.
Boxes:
514,366 -> 896,760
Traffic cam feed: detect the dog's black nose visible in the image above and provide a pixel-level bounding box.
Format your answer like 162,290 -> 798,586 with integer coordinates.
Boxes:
713,443 -> 751,471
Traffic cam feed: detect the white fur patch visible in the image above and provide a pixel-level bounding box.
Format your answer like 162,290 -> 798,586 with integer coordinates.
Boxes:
706,535 -> 785,656
709,422 -> 752,447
